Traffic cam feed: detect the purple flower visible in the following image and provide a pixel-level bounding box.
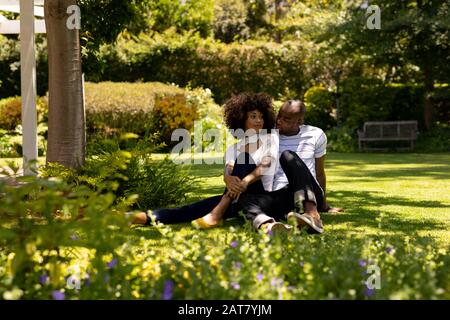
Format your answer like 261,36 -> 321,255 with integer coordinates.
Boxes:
107,258 -> 118,268
234,262 -> 242,269
70,234 -> 79,241
364,287 -> 376,297
267,230 -> 274,236
52,290 -> 65,300
385,247 -> 394,254
162,280 -> 174,300
230,241 -> 238,248
231,282 -> 240,290
358,259 -> 367,267
271,277 -> 282,287
256,273 -> 264,281
39,274 -> 49,285
84,273 -> 91,286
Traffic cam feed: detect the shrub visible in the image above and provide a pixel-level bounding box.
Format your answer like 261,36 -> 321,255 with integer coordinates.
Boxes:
0,129 -> 20,157
41,135 -> 195,210
0,173 -> 133,300
326,126 -> 358,153
0,97 -> 21,130
304,85 -> 336,130
90,32 -> 310,103
84,82 -> 178,136
415,122 -> 450,153
84,82 -> 199,146
185,86 -> 224,152
0,96 -> 48,131
151,94 -> 198,147
338,79 -> 435,130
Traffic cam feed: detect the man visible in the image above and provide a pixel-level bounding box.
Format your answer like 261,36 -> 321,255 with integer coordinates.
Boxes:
131,99 -> 342,230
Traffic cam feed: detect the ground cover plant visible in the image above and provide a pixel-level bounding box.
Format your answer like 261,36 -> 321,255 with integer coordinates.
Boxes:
0,152 -> 448,300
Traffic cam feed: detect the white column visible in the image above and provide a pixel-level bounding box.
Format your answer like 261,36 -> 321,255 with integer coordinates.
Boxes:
19,0 -> 38,175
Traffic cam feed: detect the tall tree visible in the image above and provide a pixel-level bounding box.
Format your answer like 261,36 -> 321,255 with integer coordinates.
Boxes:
323,0 -> 450,129
45,0 -> 84,168
44,0 -> 149,168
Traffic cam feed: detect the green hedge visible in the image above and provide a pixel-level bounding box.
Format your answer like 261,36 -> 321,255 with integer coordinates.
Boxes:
306,78 -> 450,131
339,80 -> 450,130
304,85 -> 336,130
85,82 -> 182,136
88,33 -> 310,103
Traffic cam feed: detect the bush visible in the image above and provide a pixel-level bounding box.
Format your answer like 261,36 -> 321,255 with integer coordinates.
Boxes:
84,82 -> 199,146
41,135 -> 195,210
304,85 -> 336,130
90,32 -> 310,103
0,97 -> 21,131
151,94 -> 198,147
0,172 -> 133,300
326,126 -> 358,153
415,123 -> 450,153
337,79 -> 448,130
0,97 -> 48,131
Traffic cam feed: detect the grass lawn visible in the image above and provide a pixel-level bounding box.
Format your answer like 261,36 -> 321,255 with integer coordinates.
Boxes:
1,152 -> 449,299
145,152 -> 450,247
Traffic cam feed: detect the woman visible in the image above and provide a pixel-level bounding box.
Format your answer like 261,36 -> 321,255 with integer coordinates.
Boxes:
191,92 -> 280,229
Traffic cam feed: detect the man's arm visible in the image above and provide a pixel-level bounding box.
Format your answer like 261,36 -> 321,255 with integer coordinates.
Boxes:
315,156 -> 327,205
315,156 -> 344,213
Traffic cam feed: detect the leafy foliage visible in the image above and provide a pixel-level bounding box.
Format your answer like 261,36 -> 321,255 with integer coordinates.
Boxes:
0,35 -> 48,98
41,133 -> 194,210
91,32 -> 311,103
214,0 -> 250,43
83,82 -> 199,144
304,85 -> 336,130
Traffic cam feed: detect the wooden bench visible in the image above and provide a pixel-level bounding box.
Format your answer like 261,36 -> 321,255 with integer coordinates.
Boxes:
358,121 -> 418,151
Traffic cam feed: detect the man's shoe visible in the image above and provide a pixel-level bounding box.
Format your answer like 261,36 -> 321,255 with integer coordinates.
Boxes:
287,211 -> 324,234
261,221 -> 293,235
191,216 -> 223,229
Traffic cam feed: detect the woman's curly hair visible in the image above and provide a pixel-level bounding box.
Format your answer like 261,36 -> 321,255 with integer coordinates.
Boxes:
223,93 -> 276,131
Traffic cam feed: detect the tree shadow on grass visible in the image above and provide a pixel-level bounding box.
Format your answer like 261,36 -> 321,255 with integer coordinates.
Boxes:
329,166 -> 450,181
327,153 -> 450,166
323,208 -> 447,234
327,190 -> 450,209
323,190 -> 449,239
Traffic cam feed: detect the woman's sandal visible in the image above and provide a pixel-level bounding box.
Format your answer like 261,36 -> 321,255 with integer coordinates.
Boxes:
191,216 -> 224,229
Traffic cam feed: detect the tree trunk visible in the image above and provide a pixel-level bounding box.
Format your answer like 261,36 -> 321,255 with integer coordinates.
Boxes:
423,64 -> 434,130
45,0 -> 85,168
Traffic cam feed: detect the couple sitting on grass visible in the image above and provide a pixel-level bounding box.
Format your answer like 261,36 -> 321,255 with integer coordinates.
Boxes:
131,93 -> 343,234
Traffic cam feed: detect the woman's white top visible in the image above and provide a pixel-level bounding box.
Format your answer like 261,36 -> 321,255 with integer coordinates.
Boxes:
224,132 -> 279,192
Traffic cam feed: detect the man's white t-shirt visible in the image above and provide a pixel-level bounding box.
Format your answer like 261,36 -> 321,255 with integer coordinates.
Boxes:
225,133 -> 279,192
272,125 -> 327,191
